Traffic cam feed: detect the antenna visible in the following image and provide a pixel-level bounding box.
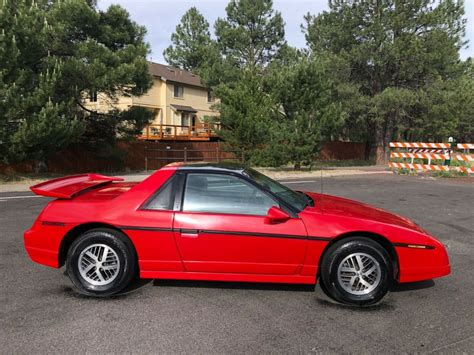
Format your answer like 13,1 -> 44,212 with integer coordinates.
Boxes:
320,164 -> 324,213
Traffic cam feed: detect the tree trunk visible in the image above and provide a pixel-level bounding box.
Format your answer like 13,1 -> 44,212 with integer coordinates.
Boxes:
374,123 -> 391,165
364,140 -> 372,160
33,159 -> 48,173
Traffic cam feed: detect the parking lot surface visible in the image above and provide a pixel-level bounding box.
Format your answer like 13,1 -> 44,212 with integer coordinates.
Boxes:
1,174 -> 473,353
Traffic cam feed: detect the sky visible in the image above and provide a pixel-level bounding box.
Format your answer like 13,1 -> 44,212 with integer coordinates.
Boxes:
98,0 -> 474,64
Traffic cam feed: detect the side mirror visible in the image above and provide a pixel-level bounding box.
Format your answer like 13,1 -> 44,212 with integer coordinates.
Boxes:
265,206 -> 291,224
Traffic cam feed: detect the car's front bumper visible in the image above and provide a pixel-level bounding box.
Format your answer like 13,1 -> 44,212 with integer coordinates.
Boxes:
397,241 -> 450,283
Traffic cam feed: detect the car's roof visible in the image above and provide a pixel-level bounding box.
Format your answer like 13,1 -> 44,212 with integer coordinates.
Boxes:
165,161 -> 247,174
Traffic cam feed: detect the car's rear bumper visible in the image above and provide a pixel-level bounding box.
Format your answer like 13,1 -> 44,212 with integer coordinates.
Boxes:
24,222 -> 66,268
24,244 -> 59,268
397,242 -> 451,283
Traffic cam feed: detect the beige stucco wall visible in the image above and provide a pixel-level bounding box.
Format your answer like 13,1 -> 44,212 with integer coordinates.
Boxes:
82,77 -> 219,129
132,78 -> 165,108
83,92 -> 133,113
165,81 -> 218,126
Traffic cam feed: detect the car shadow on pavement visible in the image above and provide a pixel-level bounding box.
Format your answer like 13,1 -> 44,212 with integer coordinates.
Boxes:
152,279 -> 316,292
119,278 -> 153,295
62,278 -> 153,299
391,279 -> 435,292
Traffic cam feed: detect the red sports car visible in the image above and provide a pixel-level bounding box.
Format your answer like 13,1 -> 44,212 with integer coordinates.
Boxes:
24,162 -> 450,305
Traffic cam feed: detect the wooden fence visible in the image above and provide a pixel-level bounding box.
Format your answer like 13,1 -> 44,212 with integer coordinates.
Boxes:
1,141 -> 368,174
143,146 -> 242,171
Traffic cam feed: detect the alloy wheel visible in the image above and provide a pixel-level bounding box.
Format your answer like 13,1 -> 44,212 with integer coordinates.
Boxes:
78,244 -> 120,286
337,252 -> 381,295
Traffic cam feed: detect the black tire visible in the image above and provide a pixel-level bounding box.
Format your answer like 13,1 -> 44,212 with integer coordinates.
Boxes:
319,237 -> 393,306
66,228 -> 137,297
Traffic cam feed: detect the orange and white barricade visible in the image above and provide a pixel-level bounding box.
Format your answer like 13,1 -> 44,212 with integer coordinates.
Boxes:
389,142 -> 473,174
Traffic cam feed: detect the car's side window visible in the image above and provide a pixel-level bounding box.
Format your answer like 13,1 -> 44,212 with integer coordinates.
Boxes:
182,173 -> 278,216
142,175 -> 178,210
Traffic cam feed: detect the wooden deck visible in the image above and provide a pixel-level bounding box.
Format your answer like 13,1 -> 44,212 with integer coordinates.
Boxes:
139,123 -> 219,141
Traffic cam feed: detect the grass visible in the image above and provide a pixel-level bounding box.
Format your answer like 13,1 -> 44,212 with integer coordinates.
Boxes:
0,169 -> 146,184
431,170 -> 468,178
256,159 -> 375,171
313,159 -> 375,168
0,173 -> 60,184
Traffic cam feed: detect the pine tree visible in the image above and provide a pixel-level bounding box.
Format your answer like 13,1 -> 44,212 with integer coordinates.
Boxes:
215,0 -> 286,73
267,50 -> 345,169
304,0 -> 467,163
163,7 -> 215,72
209,0 -> 289,164
0,0 -> 153,166
215,72 -> 276,164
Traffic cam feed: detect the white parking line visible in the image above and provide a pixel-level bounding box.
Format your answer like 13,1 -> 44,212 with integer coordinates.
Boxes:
0,195 -> 43,201
279,180 -> 318,184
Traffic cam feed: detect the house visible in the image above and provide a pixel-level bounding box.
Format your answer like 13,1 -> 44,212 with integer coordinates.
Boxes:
84,62 -> 219,141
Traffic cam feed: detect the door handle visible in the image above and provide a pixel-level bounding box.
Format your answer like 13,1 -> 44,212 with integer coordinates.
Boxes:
180,229 -> 199,238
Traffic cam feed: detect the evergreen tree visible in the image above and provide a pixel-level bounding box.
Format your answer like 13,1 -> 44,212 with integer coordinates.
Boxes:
163,7 -> 215,72
267,50 -> 345,169
215,0 -> 286,73
0,0 -> 153,167
216,72 -> 276,164
304,0 -> 467,163
209,0 -> 289,164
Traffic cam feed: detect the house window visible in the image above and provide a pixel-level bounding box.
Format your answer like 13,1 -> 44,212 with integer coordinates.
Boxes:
174,85 -> 184,98
89,91 -> 98,102
207,90 -> 215,103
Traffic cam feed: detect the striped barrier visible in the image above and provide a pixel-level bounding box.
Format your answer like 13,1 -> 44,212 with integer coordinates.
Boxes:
455,154 -> 474,162
389,142 -> 473,174
389,163 -> 474,173
408,148 -> 447,153
456,166 -> 474,173
389,142 -> 451,148
390,152 -> 450,160
457,143 -> 474,150
389,162 -> 450,171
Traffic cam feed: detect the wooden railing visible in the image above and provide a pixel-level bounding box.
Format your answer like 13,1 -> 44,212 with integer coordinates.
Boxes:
139,123 -> 219,141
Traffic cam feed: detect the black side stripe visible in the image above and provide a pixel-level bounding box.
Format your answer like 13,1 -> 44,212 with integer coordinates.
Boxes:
308,236 -> 333,241
117,225 -> 331,242
118,225 -> 173,232
82,224 -> 435,249
41,221 -> 65,227
201,229 -> 331,241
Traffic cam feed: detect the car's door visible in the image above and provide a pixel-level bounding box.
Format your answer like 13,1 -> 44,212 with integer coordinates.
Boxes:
173,172 -> 308,275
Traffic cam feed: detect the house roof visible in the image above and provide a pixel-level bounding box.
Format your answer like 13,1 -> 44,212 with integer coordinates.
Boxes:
148,62 -> 207,88
170,104 -> 197,113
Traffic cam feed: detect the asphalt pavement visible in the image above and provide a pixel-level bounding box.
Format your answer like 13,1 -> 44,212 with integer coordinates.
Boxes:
1,174 -> 473,353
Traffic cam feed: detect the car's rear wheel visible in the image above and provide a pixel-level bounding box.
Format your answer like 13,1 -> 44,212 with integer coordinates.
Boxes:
319,237 -> 392,306
66,228 -> 137,297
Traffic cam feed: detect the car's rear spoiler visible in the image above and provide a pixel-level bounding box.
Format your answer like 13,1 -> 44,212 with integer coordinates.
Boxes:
30,174 -> 124,199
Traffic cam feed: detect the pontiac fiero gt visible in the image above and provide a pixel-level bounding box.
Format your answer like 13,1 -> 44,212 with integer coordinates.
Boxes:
24,163 -> 450,305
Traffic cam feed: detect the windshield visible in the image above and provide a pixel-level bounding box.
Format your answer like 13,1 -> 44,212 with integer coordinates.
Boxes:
244,168 -> 312,211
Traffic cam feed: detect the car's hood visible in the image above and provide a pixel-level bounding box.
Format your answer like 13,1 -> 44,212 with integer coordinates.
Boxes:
304,192 -> 426,233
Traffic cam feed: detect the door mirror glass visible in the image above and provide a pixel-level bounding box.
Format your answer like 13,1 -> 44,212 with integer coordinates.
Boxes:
265,206 -> 291,224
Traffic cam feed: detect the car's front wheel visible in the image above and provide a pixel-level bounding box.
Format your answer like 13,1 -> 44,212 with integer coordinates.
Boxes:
319,237 -> 393,306
66,228 -> 137,297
